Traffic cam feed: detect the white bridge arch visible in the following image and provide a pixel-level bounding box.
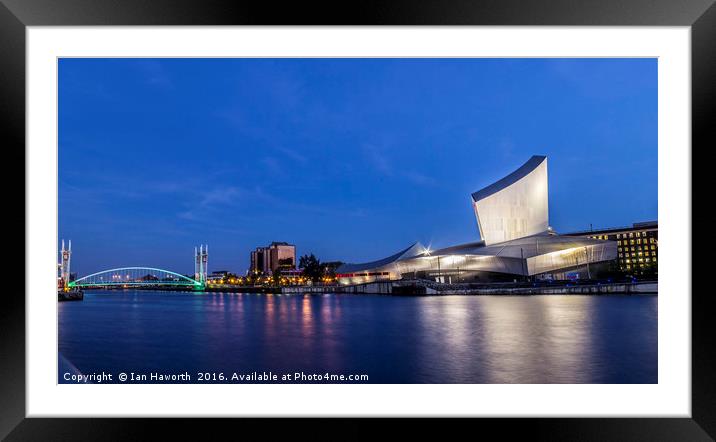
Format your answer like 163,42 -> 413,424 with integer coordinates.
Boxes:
69,267 -> 203,289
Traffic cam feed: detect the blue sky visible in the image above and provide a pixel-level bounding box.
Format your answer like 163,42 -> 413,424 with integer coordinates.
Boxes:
59,58 -> 657,275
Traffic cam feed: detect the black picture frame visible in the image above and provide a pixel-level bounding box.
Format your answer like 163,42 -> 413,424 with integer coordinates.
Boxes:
2,0 -> 713,439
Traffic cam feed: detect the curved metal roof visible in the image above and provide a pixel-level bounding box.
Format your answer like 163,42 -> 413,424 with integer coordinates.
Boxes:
471,155 -> 547,202
429,241 -> 486,256
337,242 -> 426,273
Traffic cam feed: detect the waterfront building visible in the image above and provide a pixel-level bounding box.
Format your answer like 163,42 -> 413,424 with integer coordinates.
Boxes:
250,242 -> 297,274
206,270 -> 229,284
562,221 -> 657,276
337,155 -> 618,285
279,268 -> 303,278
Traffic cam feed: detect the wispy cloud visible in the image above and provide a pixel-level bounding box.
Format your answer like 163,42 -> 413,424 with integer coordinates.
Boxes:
402,171 -> 437,186
276,147 -> 308,164
261,157 -> 283,175
198,186 -> 244,208
363,144 -> 392,175
362,143 -> 436,187
178,186 -> 250,221
134,60 -> 173,89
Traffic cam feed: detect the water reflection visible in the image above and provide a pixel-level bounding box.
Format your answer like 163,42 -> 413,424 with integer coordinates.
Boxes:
58,291 -> 657,383
475,296 -> 595,383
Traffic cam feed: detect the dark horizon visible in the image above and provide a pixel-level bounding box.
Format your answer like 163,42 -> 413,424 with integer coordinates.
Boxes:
59,58 -> 657,276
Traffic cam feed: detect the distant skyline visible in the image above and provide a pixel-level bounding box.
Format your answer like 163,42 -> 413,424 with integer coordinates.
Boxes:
59,58 -> 657,275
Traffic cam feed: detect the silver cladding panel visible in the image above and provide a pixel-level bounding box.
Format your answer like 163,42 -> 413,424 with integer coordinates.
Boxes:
472,156 -> 549,245
526,241 -> 617,275
337,235 -> 617,283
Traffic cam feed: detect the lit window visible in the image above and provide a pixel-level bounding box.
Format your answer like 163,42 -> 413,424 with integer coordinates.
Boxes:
629,232 -> 634,238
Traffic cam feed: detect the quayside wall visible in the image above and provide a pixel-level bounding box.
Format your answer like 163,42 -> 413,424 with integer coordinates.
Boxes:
281,281 -> 658,295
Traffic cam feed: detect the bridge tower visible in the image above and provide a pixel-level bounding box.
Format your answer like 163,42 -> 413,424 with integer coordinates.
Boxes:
59,239 -> 72,289
194,244 -> 208,284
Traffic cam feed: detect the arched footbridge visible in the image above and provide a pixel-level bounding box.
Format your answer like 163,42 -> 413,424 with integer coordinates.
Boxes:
69,267 -> 204,290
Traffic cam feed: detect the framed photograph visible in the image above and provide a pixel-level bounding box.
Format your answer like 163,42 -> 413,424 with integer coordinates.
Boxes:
4,0 -> 713,438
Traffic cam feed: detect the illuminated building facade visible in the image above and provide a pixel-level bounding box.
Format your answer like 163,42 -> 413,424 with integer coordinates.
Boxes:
337,155 -> 618,284
194,244 -> 208,284
472,155 -> 549,245
250,241 -> 297,274
58,239 -> 72,289
563,221 -> 657,276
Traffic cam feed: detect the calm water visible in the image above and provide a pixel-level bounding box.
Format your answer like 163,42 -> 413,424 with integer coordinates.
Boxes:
58,290 -> 657,383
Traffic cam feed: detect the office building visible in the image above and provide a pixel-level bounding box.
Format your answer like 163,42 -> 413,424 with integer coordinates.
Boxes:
250,242 -> 297,274
563,221 -> 657,275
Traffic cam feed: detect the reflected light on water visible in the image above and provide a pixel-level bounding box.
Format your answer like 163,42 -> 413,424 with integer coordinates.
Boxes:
58,291 -> 657,384
478,296 -> 595,383
301,294 -> 315,339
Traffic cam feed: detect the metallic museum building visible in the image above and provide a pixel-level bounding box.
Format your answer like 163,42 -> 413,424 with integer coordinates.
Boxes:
336,155 -> 618,285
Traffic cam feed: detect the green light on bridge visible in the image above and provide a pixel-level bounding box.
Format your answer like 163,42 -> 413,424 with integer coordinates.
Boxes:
68,267 -> 205,291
